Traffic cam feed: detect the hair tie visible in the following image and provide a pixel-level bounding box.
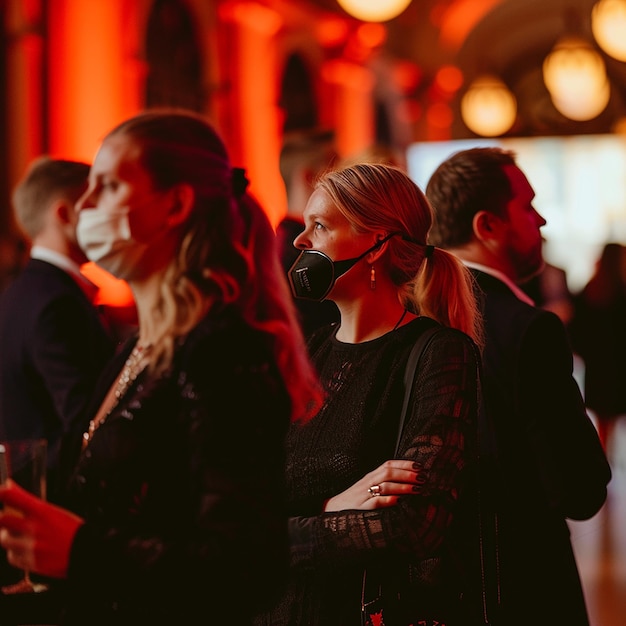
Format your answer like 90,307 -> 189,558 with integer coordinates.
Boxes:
232,167 -> 249,197
424,244 -> 434,259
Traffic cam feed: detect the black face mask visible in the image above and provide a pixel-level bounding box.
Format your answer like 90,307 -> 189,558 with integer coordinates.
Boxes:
288,232 -> 398,301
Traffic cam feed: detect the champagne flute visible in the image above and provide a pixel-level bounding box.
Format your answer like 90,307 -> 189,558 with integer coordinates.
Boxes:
0,438 -> 48,594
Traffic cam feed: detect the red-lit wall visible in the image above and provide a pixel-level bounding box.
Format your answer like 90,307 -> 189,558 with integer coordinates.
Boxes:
4,0 -> 398,307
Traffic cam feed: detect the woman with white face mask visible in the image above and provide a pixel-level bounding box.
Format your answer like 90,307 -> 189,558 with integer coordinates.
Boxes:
254,163 -> 487,626
0,110 -> 323,625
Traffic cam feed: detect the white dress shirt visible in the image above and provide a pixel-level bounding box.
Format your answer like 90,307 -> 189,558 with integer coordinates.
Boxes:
462,260 -> 536,306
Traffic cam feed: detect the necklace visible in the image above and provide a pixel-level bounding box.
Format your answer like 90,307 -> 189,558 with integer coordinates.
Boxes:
393,309 -> 409,331
113,343 -> 152,401
82,342 -> 153,449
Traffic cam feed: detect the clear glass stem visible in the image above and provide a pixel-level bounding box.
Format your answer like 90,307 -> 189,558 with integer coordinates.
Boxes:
1,570 -> 48,594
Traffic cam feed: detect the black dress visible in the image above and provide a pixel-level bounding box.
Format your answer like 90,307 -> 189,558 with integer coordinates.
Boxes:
53,308 -> 291,626
256,317 -> 481,626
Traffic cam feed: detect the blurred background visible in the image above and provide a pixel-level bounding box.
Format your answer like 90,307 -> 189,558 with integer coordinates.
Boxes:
1,2 -> 626,624
4,0 -> 626,287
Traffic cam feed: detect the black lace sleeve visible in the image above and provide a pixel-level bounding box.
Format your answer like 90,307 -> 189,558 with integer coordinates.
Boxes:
288,328 -> 480,569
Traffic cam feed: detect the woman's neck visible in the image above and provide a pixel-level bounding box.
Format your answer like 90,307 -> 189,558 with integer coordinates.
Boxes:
128,270 -> 168,346
334,293 -> 414,344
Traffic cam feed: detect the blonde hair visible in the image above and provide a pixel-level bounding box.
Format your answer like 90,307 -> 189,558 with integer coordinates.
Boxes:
316,163 -> 483,347
106,109 -> 323,421
236,192 -> 325,421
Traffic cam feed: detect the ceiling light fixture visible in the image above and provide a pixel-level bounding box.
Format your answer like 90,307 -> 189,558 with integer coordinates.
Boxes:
591,0 -> 626,62
543,36 -> 610,121
336,0 -> 412,23
460,74 -> 517,137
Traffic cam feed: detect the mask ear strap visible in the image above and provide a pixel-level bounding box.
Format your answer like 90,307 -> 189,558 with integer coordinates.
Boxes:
333,232 -> 401,278
359,231 -> 401,260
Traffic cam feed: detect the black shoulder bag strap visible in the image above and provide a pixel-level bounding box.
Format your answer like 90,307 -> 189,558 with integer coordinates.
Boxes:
361,323 -> 442,626
395,323 -> 441,454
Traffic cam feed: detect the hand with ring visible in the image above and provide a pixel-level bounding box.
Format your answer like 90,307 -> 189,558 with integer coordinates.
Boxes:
323,459 -> 425,512
368,485 -> 382,497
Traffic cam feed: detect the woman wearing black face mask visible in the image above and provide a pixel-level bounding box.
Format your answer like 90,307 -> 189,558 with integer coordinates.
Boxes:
255,162 -> 486,626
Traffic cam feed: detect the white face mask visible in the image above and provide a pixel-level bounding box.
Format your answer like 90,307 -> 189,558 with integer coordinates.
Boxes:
76,207 -> 150,281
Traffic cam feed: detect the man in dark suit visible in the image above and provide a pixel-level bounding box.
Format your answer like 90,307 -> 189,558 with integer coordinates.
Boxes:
426,147 -> 611,626
0,157 -> 116,503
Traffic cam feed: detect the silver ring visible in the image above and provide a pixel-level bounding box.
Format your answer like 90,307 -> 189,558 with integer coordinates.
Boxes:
368,484 -> 381,497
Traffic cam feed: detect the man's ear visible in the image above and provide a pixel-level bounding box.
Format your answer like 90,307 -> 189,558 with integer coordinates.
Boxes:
472,210 -> 500,243
167,184 -> 195,227
53,200 -> 72,226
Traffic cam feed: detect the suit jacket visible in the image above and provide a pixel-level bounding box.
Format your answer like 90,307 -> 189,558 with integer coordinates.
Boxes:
472,269 -> 611,626
0,258 -> 116,501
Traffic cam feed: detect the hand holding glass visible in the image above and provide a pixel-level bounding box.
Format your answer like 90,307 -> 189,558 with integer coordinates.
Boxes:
0,439 -> 48,594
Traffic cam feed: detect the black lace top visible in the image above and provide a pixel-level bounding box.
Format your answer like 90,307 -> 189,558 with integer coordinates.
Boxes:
56,309 -> 291,626
255,317 -> 481,626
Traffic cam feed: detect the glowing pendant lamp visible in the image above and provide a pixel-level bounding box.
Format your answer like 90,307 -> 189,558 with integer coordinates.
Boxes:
543,36 -> 610,121
460,74 -> 517,137
337,0 -> 412,22
591,0 -> 626,62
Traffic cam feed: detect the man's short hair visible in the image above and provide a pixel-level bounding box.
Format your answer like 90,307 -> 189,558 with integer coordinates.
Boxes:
279,128 -> 337,190
426,147 -> 517,248
12,156 -> 90,240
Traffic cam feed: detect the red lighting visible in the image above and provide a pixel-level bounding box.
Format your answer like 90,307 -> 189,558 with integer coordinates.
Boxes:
438,0 -> 503,50
317,16 -> 350,47
81,262 -> 135,309
392,61 -> 423,92
427,102 -> 453,129
435,65 -> 464,94
356,23 -> 387,49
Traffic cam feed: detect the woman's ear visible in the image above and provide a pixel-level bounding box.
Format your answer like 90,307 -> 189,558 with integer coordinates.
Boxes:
367,231 -> 391,263
167,184 -> 195,227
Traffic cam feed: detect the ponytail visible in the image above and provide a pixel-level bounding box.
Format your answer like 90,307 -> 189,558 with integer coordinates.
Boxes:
410,245 -> 484,350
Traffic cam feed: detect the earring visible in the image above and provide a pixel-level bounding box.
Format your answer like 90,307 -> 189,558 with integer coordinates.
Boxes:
370,265 -> 376,290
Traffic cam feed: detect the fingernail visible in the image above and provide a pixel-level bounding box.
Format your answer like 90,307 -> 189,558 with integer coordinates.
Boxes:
412,485 -> 423,492
412,462 -> 422,470
415,476 -> 426,484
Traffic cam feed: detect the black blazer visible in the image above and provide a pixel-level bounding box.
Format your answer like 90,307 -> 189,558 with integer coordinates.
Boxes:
0,258 -> 116,500
472,269 -> 611,626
